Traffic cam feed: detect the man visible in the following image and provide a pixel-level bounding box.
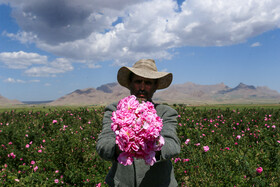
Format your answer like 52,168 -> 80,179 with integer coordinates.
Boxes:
96,59 -> 181,187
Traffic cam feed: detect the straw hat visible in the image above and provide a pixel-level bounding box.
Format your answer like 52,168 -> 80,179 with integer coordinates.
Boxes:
117,59 -> 173,90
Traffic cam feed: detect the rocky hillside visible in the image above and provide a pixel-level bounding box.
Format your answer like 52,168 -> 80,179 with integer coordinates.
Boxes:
49,83 -> 130,105
0,94 -> 22,106
154,82 -> 280,104
49,82 -> 280,105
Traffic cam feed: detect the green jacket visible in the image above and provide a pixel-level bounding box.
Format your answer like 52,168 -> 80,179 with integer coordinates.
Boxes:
96,102 -> 181,187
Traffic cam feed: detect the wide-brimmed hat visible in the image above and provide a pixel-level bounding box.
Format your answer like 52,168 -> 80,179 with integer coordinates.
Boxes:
117,59 -> 173,90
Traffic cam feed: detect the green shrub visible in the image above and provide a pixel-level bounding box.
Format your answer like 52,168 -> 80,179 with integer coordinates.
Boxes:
0,106 -> 279,186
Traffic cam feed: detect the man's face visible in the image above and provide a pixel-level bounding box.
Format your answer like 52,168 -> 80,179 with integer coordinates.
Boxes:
129,74 -> 158,102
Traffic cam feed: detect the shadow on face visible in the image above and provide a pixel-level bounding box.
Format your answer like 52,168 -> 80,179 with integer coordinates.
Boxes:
129,73 -> 158,102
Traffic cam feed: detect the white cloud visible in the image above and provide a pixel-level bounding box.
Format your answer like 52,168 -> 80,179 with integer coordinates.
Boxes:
24,58 -> 74,77
0,51 -> 47,69
3,77 -> 40,83
168,0 -> 280,47
4,77 -> 25,83
251,42 -> 261,47
2,31 -> 38,44
5,0 -> 137,44
88,63 -> 102,69
0,51 -> 74,77
29,79 -> 40,83
36,0 -> 178,65
3,0 -> 280,66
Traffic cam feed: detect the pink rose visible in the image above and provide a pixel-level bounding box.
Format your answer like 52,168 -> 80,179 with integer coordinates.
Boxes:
8,152 -> 16,159
144,151 -> 156,166
203,146 -> 209,152
34,166 -> 38,172
256,167 -> 263,174
185,139 -> 190,145
117,152 -> 134,166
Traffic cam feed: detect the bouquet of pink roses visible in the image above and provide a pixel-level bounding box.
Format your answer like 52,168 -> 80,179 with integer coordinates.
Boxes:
111,95 -> 165,166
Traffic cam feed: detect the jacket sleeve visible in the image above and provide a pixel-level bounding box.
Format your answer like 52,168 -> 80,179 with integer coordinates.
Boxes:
96,103 -> 117,161
157,105 -> 181,160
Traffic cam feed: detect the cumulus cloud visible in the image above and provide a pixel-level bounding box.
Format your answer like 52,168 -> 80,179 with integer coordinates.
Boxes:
4,78 -> 25,83
2,0 -> 280,67
0,51 -> 47,69
251,42 -> 262,47
24,58 -> 74,77
29,79 -> 40,83
3,77 -> 40,83
2,31 -> 38,44
6,0 -> 138,44
0,51 -> 73,76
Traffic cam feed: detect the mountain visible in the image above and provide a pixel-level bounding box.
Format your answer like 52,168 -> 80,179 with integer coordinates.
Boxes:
49,82 -> 280,105
218,82 -> 255,94
96,82 -> 118,93
153,82 -> 229,104
0,94 -> 22,105
154,82 -> 280,104
49,83 -> 130,106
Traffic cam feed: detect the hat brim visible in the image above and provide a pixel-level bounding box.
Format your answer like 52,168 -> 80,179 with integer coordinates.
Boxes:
117,66 -> 173,90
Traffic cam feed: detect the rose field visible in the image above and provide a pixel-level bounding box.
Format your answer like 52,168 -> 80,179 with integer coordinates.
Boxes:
1,105 -> 280,186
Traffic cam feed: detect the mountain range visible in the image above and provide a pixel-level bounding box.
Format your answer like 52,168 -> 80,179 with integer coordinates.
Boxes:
49,82 -> 280,106
1,82 -> 280,106
0,94 -> 22,106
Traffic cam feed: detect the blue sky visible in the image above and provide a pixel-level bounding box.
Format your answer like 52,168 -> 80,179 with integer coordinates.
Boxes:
0,0 -> 280,101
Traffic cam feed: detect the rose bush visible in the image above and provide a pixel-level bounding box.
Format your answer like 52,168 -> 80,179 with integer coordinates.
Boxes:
0,105 -> 280,186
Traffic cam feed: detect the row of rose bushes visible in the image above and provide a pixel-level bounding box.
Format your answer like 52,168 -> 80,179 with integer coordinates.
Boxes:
1,106 -> 280,186
175,106 -> 280,186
